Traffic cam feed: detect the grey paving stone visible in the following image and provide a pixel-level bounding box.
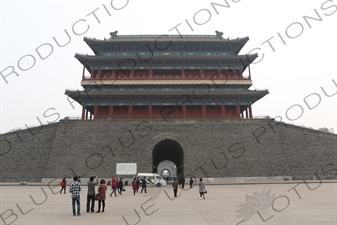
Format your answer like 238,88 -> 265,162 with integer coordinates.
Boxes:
0,182 -> 336,225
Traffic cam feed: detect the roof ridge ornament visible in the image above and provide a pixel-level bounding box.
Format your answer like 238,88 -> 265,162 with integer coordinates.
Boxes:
215,30 -> 223,38
110,31 -> 118,38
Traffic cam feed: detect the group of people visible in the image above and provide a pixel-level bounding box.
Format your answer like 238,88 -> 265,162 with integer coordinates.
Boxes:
172,177 -> 207,199
108,177 -> 125,197
87,176 -> 107,213
130,176 -> 147,195
67,175 -> 107,216
64,175 -> 149,215
64,175 -> 207,215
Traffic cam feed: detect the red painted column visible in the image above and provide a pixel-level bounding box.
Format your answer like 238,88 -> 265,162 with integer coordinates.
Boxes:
98,70 -> 102,78
148,105 -> 153,118
236,105 -> 240,118
249,106 -> 253,118
94,106 -> 98,119
128,105 -> 133,118
91,70 -> 95,78
202,105 -> 206,118
182,105 -> 187,118
81,107 -> 85,119
221,105 -> 226,118
109,106 -> 113,118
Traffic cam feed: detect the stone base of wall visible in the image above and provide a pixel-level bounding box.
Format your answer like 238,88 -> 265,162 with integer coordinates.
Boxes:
1,119 -> 336,182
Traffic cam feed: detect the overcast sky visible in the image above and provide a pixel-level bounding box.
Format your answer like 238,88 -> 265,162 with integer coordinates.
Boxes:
1,0 -> 336,134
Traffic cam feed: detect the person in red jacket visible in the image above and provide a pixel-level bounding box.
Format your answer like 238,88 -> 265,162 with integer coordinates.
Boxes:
59,178 -> 66,194
96,179 -> 107,213
110,179 -> 118,197
132,177 -> 137,196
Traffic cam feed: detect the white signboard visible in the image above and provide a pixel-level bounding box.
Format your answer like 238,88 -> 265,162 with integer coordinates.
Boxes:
116,163 -> 137,175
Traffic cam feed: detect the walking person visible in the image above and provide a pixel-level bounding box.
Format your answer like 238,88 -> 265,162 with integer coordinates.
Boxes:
69,176 -> 82,216
96,179 -> 107,213
189,177 -> 194,188
136,177 -> 141,192
172,178 -> 178,197
199,178 -> 207,199
118,178 -> 124,195
59,178 -> 66,194
109,178 -> 113,197
86,175 -> 98,213
132,177 -> 138,196
110,178 -> 118,197
140,176 -> 147,194
179,177 -> 185,189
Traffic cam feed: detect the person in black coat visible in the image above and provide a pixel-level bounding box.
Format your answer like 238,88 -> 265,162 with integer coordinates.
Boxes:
140,177 -> 147,194
136,177 -> 141,192
180,177 -> 185,189
189,177 -> 194,188
118,178 -> 124,195
172,178 -> 178,197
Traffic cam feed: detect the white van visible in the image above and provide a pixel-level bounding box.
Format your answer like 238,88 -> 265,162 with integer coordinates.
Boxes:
137,173 -> 167,187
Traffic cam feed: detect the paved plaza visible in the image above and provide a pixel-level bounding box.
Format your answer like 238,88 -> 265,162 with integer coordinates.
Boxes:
0,182 -> 336,225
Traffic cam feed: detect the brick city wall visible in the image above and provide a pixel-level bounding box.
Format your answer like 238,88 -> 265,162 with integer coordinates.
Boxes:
0,119 -> 336,182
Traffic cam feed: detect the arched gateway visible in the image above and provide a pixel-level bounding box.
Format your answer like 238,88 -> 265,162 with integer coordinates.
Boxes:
152,139 -> 184,179
1,32 -> 337,183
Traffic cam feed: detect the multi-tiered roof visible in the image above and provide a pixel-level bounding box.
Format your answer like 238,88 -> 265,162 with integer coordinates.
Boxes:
66,31 -> 268,119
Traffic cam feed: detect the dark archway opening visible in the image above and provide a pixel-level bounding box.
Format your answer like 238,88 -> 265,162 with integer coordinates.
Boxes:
152,139 -> 184,179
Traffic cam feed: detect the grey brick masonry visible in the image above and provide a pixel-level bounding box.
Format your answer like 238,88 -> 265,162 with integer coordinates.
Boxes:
0,119 -> 336,182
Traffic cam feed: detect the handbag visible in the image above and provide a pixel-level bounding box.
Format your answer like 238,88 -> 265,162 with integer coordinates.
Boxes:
95,193 -> 99,201
205,190 -> 207,194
